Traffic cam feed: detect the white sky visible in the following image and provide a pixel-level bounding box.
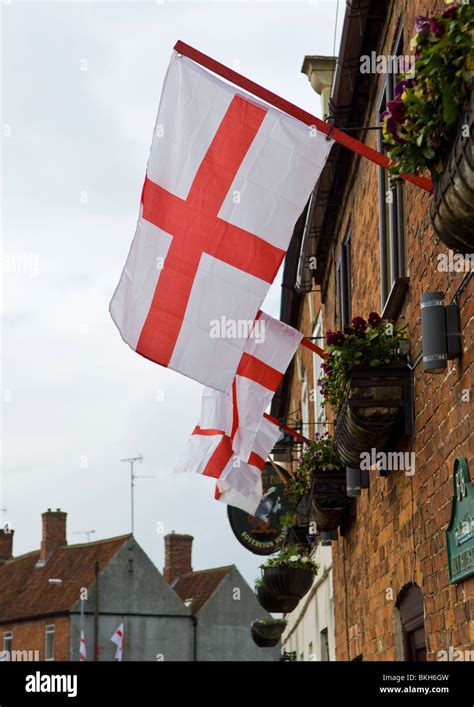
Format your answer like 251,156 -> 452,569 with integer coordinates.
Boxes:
1,0 -> 341,586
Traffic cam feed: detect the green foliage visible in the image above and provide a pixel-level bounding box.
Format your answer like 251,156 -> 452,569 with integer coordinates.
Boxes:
319,314 -> 408,411
278,510 -> 297,530
260,545 -> 319,574
285,433 -> 343,505
382,2 -> 474,181
252,617 -> 287,626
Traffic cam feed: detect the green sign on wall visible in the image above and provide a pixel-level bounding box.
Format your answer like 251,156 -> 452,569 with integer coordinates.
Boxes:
446,457 -> 474,584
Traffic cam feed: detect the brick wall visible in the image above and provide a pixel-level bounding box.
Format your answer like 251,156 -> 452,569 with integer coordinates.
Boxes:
287,0 -> 473,661
1,616 -> 70,661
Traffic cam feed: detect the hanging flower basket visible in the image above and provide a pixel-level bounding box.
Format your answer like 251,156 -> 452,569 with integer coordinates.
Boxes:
259,547 -> 318,607
255,582 -> 299,614
430,91 -> 474,253
379,4 -> 474,251
251,619 -> 287,641
263,566 -> 313,602
333,360 -> 411,468
310,468 -> 349,532
290,433 -> 348,532
251,626 -> 280,648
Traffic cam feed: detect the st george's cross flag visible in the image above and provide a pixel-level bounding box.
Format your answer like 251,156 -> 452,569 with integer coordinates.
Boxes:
214,475 -> 263,516
110,51 -> 333,391
79,630 -> 87,661
110,623 -> 124,662
174,414 -> 282,513
199,311 -> 302,461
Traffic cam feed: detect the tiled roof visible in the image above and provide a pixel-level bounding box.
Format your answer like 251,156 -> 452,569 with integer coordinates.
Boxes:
0,535 -> 130,624
172,565 -> 234,614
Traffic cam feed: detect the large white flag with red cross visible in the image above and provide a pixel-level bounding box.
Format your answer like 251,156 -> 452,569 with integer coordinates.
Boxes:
174,414 -> 282,514
200,310 -> 302,461
110,51 -> 333,391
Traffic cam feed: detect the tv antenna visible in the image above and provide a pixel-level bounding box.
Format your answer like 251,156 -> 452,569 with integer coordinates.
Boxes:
120,455 -> 155,534
72,530 -> 96,543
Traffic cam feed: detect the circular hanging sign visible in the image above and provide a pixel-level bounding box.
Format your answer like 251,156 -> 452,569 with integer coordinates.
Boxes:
227,461 -> 291,555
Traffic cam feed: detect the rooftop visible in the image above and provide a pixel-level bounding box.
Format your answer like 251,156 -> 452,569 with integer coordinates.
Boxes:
172,565 -> 235,614
0,534 -> 130,624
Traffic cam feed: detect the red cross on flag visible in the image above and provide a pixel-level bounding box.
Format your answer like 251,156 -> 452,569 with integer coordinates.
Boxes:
200,311 -> 303,461
175,414 -> 282,514
110,623 -> 124,661
110,52 -> 333,391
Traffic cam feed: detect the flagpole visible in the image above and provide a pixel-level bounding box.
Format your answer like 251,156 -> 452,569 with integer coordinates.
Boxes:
173,40 -> 433,194
263,412 -> 310,445
301,338 -> 327,359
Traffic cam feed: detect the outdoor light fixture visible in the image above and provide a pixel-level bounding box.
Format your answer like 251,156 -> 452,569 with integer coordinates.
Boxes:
320,530 -> 338,546
346,467 -> 370,497
420,292 -> 462,373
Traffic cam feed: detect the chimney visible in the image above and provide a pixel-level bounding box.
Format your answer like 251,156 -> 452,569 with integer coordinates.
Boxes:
301,55 -> 337,120
163,532 -> 193,584
0,528 -> 13,563
40,508 -> 67,562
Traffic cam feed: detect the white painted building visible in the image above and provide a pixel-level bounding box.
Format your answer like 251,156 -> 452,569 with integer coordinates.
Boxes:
281,543 -> 335,661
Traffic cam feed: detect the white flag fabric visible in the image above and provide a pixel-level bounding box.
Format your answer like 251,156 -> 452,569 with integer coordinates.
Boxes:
174,415 -> 282,514
79,630 -> 87,662
110,51 -> 333,391
110,623 -> 124,662
214,476 -> 263,515
200,311 -> 302,461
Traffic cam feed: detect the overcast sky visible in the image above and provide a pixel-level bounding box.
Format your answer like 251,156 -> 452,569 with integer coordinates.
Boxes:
2,0 -> 340,587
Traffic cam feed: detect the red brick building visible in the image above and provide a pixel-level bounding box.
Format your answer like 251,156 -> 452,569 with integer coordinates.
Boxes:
0,510 -> 133,661
0,513 -> 279,661
273,0 -> 473,661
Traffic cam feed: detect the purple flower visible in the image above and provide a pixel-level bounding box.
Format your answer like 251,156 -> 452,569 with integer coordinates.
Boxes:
442,3 -> 458,20
387,97 -> 406,124
429,17 -> 445,38
394,78 -> 414,98
326,330 -> 345,346
416,15 -> 430,36
381,111 -> 408,146
343,325 -> 354,335
368,312 -> 382,327
352,316 -> 368,331
322,363 -> 332,374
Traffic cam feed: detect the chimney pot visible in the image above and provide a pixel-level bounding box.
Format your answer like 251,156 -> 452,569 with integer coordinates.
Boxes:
163,533 -> 193,584
0,529 -> 14,563
40,509 -> 67,562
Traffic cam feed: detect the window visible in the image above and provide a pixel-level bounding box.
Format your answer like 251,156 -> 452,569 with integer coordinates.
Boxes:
312,312 -> 326,433
301,369 -> 309,437
336,228 -> 351,329
3,631 -> 12,654
320,628 -> 329,662
44,625 -> 55,661
397,585 -> 427,661
377,25 -> 406,312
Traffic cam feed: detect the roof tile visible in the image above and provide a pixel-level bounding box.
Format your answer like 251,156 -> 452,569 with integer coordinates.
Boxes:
0,535 -> 130,623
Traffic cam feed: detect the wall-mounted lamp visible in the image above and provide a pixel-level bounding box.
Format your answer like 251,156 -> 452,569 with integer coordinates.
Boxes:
346,467 -> 370,497
420,292 -> 462,373
320,530 -> 338,546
